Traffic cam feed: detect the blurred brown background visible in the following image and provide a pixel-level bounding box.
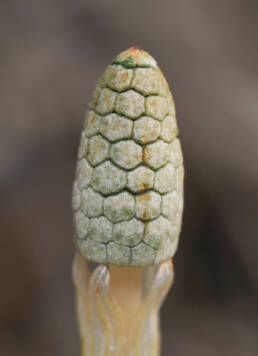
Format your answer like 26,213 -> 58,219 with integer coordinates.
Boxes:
0,1 -> 257,355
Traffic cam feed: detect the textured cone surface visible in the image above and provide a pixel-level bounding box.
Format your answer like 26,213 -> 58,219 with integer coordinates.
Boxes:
72,47 -> 184,266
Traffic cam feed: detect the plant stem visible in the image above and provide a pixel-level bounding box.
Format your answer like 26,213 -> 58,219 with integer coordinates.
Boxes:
73,252 -> 173,356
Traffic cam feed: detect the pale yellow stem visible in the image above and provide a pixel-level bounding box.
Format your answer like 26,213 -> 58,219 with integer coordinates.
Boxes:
73,252 -> 173,356
109,265 -> 143,323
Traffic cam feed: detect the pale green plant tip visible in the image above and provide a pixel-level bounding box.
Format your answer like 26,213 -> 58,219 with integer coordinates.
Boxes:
72,47 -> 184,266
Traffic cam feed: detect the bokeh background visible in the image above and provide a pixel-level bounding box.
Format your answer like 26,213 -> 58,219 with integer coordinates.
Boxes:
1,0 -> 257,355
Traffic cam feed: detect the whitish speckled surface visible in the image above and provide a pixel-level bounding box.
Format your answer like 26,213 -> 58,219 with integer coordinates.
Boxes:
72,47 -> 184,266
